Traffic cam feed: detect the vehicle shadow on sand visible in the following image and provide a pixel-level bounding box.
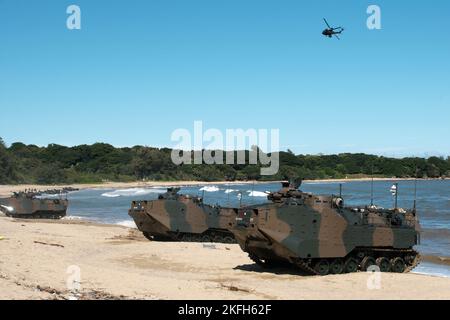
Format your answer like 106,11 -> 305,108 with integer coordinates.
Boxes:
234,263 -> 313,276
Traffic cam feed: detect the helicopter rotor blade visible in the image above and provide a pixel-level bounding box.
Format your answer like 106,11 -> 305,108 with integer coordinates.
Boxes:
323,18 -> 331,29
334,34 -> 341,40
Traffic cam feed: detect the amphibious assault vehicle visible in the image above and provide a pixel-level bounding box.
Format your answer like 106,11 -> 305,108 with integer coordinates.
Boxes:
231,181 -> 421,275
129,188 -> 237,243
0,191 -> 69,219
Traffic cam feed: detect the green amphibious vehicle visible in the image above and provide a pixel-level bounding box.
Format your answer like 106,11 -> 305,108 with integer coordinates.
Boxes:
0,191 -> 68,219
129,188 -> 237,243
230,181 -> 422,275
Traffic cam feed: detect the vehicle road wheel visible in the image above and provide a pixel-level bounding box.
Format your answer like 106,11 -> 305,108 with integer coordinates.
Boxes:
223,236 -> 235,244
201,235 -> 211,243
344,258 -> 359,273
249,254 -> 277,269
153,235 -> 170,242
376,257 -> 391,272
174,233 -> 183,241
330,259 -> 345,274
181,234 -> 192,242
314,260 -> 330,276
213,235 -> 224,243
142,232 -> 153,241
361,256 -> 377,271
391,257 -> 406,273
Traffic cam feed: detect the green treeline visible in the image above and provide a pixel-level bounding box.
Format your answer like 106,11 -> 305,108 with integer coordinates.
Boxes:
0,138 -> 449,184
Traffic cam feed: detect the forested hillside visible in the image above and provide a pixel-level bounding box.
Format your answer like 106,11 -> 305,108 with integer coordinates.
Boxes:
0,138 -> 448,184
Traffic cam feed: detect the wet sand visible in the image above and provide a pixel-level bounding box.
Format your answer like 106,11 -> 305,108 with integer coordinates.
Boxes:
422,255 -> 450,267
0,217 -> 449,300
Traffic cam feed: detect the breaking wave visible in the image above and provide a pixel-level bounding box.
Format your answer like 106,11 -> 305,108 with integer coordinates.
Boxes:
101,188 -> 165,198
0,205 -> 14,213
199,186 -> 220,192
35,194 -> 62,199
116,220 -> 137,228
224,189 -> 239,194
247,191 -> 269,197
101,193 -> 121,198
62,215 -> 85,221
412,263 -> 450,278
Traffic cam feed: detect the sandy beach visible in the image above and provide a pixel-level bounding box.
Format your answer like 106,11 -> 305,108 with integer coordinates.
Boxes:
0,217 -> 449,300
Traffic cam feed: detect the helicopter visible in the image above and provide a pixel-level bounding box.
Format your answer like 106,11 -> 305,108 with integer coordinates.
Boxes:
322,18 -> 344,40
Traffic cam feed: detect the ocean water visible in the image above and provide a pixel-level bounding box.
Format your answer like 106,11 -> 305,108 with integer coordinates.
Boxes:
65,180 -> 450,277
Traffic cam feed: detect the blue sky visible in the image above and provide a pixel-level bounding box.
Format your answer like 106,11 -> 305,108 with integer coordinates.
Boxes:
0,0 -> 449,157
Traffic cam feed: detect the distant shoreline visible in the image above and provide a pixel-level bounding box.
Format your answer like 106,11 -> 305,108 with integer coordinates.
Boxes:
0,180 -> 267,197
304,177 -> 449,183
0,177 -> 448,197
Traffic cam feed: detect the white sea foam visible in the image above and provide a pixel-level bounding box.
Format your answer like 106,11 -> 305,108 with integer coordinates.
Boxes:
247,191 -> 269,197
101,193 -> 121,198
62,215 -> 85,221
35,194 -> 62,199
199,186 -> 220,192
413,271 -> 450,279
224,189 -> 239,194
0,205 -> 14,213
116,220 -> 137,229
412,262 -> 450,279
101,188 -> 165,198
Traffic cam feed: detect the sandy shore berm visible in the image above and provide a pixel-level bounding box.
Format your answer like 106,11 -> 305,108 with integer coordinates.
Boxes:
0,217 -> 449,300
